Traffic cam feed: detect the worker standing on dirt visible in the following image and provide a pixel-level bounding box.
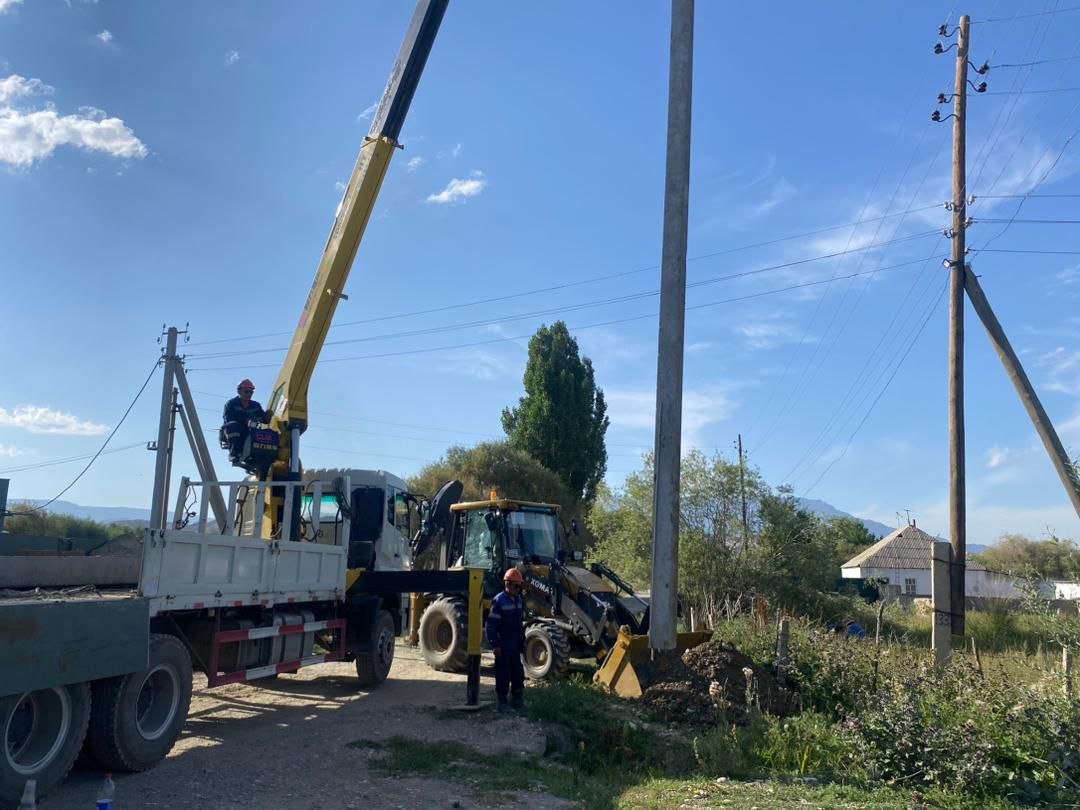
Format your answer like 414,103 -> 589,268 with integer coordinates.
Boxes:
220,379 -> 270,465
487,568 -> 526,714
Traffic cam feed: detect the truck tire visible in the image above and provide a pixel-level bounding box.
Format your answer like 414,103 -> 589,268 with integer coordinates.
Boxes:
418,596 -> 469,673
355,609 -> 396,687
523,623 -> 571,681
0,682 -> 91,805
86,633 -> 193,772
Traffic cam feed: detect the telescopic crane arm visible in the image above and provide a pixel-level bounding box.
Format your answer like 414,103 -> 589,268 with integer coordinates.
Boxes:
263,0 -> 448,492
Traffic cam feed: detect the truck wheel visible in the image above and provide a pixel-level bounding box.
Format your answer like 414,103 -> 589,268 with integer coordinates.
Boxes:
523,624 -> 571,681
418,597 -> 469,672
87,633 -> 193,772
355,610 -> 396,687
0,682 -> 90,804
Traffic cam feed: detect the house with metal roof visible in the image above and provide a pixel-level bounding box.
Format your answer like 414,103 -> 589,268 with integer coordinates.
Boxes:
840,522 -> 1022,599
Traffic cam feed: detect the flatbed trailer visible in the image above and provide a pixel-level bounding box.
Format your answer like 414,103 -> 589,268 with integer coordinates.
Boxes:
0,477 -> 482,804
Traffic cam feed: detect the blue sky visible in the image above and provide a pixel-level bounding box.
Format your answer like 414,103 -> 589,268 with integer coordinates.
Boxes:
1,0 -> 1079,545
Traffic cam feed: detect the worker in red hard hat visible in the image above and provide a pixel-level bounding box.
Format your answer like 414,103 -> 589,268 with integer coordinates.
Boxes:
220,379 -> 271,466
486,567 -> 527,713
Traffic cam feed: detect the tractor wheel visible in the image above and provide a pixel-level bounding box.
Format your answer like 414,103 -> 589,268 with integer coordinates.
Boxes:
523,624 -> 571,681
418,597 -> 469,673
355,610 -> 396,687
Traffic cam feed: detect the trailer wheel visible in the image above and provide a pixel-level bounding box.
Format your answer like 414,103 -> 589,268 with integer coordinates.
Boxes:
523,623 -> 571,681
0,682 -> 90,804
355,610 -> 396,687
87,633 -> 193,772
418,596 -> 469,672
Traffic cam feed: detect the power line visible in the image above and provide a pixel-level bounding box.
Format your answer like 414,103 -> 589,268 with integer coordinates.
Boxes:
973,5 -> 1080,23
182,206 -> 943,350
975,193 -> 1080,198
973,247 -> 1080,254
185,230 -> 942,361
983,86 -> 1080,95
189,255 -> 940,372
0,443 -> 147,476
975,217 -> 1080,224
991,55 -> 1080,69
30,361 -> 160,512
797,276 -> 950,496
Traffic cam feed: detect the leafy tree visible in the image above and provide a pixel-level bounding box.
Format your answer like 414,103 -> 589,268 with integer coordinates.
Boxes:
977,533 -> 1080,580
4,504 -> 136,544
406,441 -> 587,544
819,515 -> 878,566
502,321 -> 609,502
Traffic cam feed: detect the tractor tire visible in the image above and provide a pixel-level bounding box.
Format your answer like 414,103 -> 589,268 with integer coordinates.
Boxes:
418,596 -> 469,673
0,681 -> 90,805
523,623 -> 571,681
355,609 -> 396,687
86,633 -> 193,772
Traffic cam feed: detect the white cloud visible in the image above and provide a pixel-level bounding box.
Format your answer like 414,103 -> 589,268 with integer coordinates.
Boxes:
1036,346 -> 1080,395
334,180 -> 346,192
605,385 -> 733,448
426,170 -> 487,204
0,444 -> 28,458
985,446 -> 1010,469
0,75 -> 52,104
0,107 -> 148,166
0,405 -> 109,436
224,50 -> 240,67
357,101 -> 378,121
405,155 -> 424,172
96,29 -> 113,44
0,0 -> 23,13
437,141 -> 463,159
745,177 -> 796,219
733,317 -> 805,351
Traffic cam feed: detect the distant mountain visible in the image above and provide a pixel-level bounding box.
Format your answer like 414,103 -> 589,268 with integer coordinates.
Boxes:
22,500 -> 151,524
795,498 -> 896,539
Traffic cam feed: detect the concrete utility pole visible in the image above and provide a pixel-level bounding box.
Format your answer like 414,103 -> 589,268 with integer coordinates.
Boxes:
964,272 -> 1080,518
931,540 -> 953,667
149,327 -> 178,532
650,0 -> 694,651
0,478 -> 8,533
948,15 -> 970,636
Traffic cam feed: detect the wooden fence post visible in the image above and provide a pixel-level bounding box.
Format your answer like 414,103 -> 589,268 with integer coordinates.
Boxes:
776,617 -> 790,686
1065,647 -> 1074,699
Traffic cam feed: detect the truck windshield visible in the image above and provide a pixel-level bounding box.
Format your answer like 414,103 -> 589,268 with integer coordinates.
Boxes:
505,510 -> 559,561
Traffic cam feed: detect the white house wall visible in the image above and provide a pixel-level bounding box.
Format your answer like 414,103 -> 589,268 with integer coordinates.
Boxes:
845,566 -> 1023,598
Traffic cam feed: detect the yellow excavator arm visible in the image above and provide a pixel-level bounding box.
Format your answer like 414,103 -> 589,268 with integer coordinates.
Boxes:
261,0 -> 448,536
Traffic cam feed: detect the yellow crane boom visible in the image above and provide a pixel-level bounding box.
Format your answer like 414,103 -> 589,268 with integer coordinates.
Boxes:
261,0 -> 448,535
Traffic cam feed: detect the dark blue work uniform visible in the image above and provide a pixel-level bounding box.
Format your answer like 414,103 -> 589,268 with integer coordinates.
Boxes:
485,591 -> 525,705
221,396 -> 269,463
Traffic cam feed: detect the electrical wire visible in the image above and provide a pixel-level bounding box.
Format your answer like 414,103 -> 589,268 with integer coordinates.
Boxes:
974,247 -> 1080,254
983,86 -> 1080,95
182,205 -> 944,350
0,443 -> 148,476
188,255 -> 940,372
992,55 -> 1080,69
972,5 -> 1080,23
184,230 -> 942,361
975,217 -> 1080,224
29,361 -> 160,512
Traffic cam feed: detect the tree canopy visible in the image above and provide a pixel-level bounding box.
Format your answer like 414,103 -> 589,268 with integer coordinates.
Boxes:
976,533 -> 1080,580
501,321 -> 609,503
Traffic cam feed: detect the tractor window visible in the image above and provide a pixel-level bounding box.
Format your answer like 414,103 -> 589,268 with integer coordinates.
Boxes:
505,510 -> 558,562
462,512 -> 498,570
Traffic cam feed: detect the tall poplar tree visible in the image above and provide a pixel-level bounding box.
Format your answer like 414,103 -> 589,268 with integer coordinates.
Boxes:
501,321 -> 609,502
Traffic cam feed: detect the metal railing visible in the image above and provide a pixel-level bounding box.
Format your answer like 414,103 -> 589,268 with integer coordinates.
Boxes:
171,476 -> 349,546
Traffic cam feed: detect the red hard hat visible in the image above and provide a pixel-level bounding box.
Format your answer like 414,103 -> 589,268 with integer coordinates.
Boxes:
238,379 -> 255,390
503,568 -> 524,584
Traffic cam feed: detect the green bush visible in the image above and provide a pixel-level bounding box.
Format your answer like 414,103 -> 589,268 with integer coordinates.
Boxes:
759,711 -> 854,777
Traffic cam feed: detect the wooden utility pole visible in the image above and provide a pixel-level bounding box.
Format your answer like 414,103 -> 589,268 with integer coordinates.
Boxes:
650,0 -> 694,652
738,434 -> 749,541
948,15 -> 971,636
964,272 -> 1080,517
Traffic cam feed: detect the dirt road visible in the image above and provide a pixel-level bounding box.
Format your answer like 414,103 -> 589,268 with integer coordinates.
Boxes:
45,646 -> 569,809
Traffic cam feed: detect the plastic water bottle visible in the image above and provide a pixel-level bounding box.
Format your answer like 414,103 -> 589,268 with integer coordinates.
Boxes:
96,773 -> 115,810
18,779 -> 36,809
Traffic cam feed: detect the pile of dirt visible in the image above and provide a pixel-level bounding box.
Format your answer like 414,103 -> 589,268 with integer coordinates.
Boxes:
639,640 -> 797,726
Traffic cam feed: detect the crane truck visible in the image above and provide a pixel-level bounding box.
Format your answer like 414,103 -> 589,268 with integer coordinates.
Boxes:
0,2 -> 488,803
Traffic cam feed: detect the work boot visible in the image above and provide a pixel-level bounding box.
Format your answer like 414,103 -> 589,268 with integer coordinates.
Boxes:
510,693 -> 524,712
496,701 -> 511,715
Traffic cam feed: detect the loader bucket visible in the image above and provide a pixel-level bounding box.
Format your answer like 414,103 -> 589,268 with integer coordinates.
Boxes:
593,625 -> 713,699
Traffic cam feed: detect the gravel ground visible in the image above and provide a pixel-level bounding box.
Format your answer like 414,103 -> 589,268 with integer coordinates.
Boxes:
44,645 -> 572,809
